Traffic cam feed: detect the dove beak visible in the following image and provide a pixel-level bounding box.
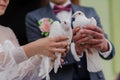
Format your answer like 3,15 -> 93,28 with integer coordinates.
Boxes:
71,15 -> 75,18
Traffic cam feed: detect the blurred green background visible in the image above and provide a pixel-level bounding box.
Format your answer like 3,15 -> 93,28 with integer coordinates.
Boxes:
81,0 -> 120,80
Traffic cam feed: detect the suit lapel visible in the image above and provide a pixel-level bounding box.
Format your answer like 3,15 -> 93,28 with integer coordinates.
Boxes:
71,4 -> 81,28
71,4 -> 80,14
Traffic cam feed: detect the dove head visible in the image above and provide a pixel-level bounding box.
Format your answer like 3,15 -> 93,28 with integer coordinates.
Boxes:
49,21 -> 61,34
72,11 -> 85,18
61,20 -> 72,43
51,21 -> 60,29
61,21 -> 71,31
52,21 -> 60,26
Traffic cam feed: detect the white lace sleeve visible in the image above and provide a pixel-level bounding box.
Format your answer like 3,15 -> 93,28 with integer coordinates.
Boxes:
17,55 -> 42,80
0,40 -> 42,80
0,26 -> 42,80
0,40 -> 26,80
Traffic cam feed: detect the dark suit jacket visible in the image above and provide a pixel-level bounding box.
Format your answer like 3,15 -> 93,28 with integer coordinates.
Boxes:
25,3 -> 115,80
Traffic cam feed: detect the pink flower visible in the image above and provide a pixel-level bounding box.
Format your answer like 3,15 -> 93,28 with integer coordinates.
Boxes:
40,18 -> 51,32
38,18 -> 53,36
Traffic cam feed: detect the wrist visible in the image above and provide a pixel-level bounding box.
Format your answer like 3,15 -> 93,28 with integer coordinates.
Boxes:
23,42 -> 37,58
100,40 -> 109,52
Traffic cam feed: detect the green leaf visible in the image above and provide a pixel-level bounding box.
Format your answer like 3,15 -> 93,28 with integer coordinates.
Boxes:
38,21 -> 42,26
45,32 -> 49,36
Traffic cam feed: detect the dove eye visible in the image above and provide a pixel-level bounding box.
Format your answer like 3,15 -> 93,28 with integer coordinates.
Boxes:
64,21 -> 66,24
78,13 -> 81,15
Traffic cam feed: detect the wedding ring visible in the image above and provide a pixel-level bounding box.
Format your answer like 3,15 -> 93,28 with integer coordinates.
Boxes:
55,48 -> 58,51
51,57 -> 55,62
80,43 -> 85,46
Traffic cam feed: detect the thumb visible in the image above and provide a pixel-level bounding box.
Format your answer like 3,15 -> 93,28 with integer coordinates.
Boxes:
73,27 -> 80,36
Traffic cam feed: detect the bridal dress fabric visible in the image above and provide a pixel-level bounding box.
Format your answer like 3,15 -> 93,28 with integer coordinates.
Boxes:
0,25 -> 43,80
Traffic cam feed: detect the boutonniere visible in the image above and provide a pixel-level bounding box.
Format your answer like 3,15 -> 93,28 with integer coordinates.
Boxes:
38,18 -> 53,37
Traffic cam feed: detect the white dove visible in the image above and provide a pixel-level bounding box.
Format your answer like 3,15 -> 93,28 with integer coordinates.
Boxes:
72,11 -> 102,72
38,20 -> 72,80
72,11 -> 97,28
49,21 -> 72,73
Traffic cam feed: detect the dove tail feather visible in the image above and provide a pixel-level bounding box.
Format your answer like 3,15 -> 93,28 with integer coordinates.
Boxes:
86,49 -> 102,72
54,53 -> 61,73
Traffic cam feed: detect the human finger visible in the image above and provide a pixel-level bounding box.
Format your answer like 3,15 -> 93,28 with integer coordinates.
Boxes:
80,29 -> 103,39
75,36 -> 91,45
60,58 -> 64,63
60,45 -> 69,57
52,48 -> 66,55
87,49 -> 93,54
53,41 -> 69,48
91,43 -> 103,50
73,33 -> 87,42
87,39 -> 102,45
83,25 -> 103,33
65,45 -> 69,53
54,36 -> 68,42
78,43 -> 91,49
73,27 -> 80,36
47,52 -> 57,59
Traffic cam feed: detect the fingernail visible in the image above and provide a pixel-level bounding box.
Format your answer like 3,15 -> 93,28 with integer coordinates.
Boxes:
76,27 -> 80,30
67,36 -> 70,38
80,29 -> 84,32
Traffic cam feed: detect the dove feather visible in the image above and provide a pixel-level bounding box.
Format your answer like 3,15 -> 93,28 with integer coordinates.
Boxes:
50,21 -> 72,73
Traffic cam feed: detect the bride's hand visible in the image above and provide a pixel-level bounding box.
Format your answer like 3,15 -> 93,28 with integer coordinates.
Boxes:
23,36 -> 69,59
